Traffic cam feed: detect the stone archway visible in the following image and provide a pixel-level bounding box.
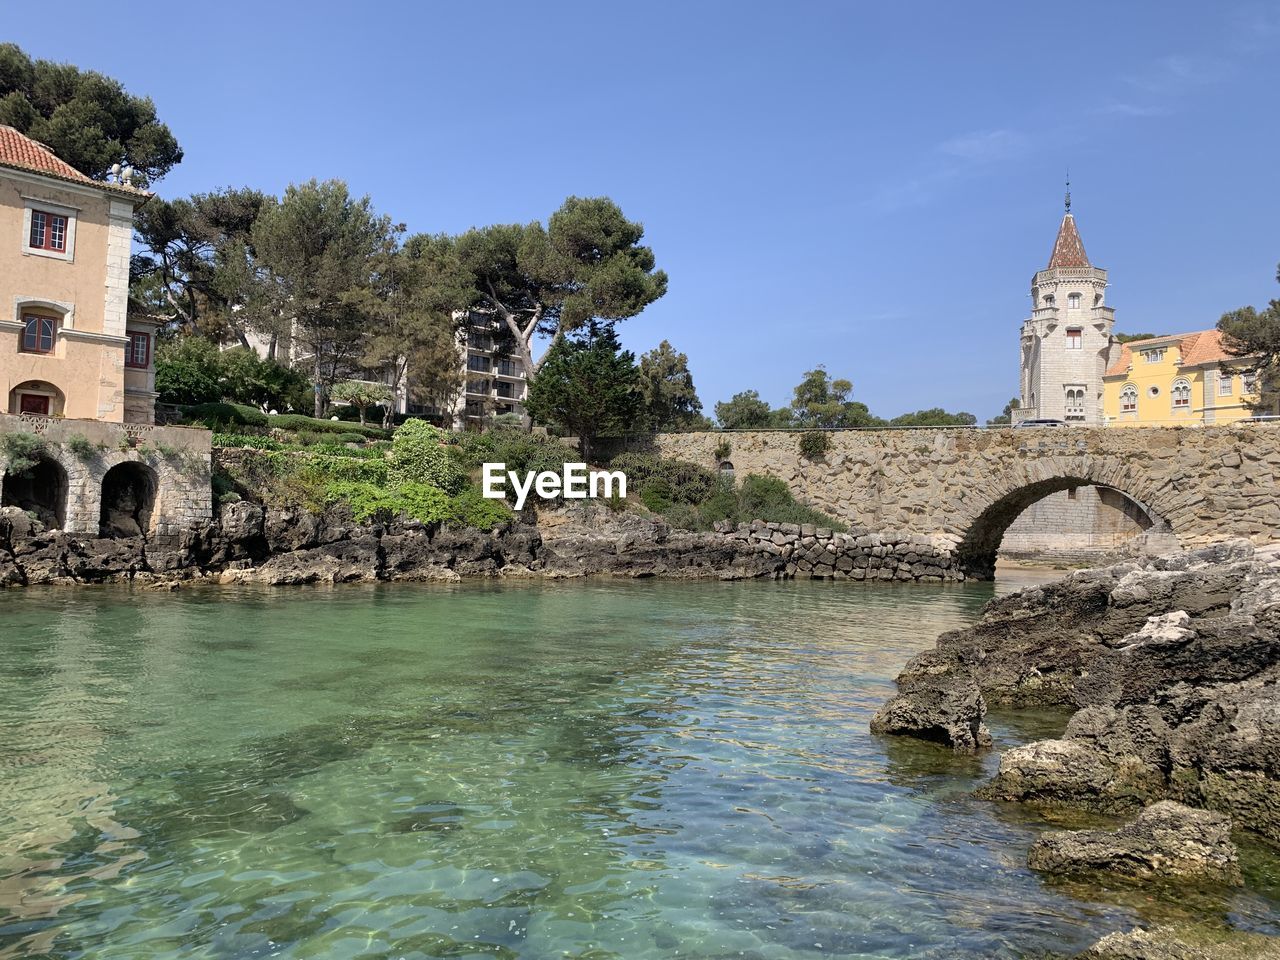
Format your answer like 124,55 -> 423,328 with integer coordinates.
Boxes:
98,462 -> 158,538
8,380 -> 66,417
954,475 -> 1169,579
1,454 -> 69,529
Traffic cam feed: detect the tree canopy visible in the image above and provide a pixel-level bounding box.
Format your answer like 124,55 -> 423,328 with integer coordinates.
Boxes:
0,43 -> 181,184
789,367 -> 880,428
1218,262 -> 1280,409
714,390 -> 776,429
455,197 -> 667,377
524,324 -> 641,460
637,340 -> 705,430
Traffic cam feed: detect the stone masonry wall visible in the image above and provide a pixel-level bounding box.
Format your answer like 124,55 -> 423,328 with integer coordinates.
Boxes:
650,426 -> 1280,557
1000,486 -> 1149,562
0,413 -> 212,542
719,519 -> 966,581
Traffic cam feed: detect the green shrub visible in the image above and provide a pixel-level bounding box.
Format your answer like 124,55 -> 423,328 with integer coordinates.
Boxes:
640,481 -> 672,513
212,433 -> 285,450
323,481 -> 512,528
738,474 -> 847,530
336,432 -> 368,445
448,428 -> 569,480
713,438 -> 732,462
267,414 -> 388,439
182,402 -> 269,430
65,433 -> 98,460
0,432 -> 48,473
389,419 -> 468,494
798,430 -> 831,461
610,452 -> 715,506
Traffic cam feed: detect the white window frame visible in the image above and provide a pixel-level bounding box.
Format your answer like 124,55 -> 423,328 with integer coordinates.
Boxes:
1218,374 -> 1233,397
1065,327 -> 1082,350
1120,384 -> 1138,413
21,198 -> 78,263
1067,292 -> 1081,309
1171,378 -> 1191,409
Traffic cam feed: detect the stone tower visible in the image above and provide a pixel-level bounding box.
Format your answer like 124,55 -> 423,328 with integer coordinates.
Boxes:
1017,194 -> 1116,423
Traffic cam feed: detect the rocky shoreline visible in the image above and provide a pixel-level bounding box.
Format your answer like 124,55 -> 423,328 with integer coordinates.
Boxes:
0,501 -> 974,587
871,540 -> 1280,958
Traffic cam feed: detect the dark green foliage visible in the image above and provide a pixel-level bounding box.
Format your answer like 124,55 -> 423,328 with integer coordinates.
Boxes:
322,481 -> 511,529
448,428 -> 571,479
0,43 -> 182,184
713,438 -> 732,462
637,340 -> 703,430
525,324 -> 641,459
155,337 -> 307,411
798,430 -> 831,460
64,434 -> 97,460
211,433 -> 285,451
181,402 -> 269,430
0,432 -> 48,474
456,196 -> 667,376
1218,263 -> 1280,409
715,390 -> 774,429
1114,332 -> 1162,344
887,408 -> 977,427
265,415 -> 389,439
988,399 -> 1018,427
155,337 -> 223,405
790,367 -> 883,428
388,420 -> 466,494
610,453 -> 716,504
737,475 -> 846,531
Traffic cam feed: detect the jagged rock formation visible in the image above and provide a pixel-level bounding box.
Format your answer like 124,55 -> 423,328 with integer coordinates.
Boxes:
872,541 -> 1280,844
1027,801 -> 1242,885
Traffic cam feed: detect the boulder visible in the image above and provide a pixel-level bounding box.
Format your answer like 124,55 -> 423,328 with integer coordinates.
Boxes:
870,650 -> 991,753
1028,801 -> 1242,885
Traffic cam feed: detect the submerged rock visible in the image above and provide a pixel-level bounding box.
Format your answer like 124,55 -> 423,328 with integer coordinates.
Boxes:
1080,925 -> 1280,960
869,649 -> 990,753
1028,801 -> 1242,885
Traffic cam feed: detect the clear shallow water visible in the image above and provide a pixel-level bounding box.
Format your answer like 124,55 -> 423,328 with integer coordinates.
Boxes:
1,577 -> 1277,960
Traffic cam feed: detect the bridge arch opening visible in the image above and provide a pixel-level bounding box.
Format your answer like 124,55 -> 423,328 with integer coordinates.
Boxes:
99,462 -> 158,538
1,453 -> 68,529
955,477 -> 1168,580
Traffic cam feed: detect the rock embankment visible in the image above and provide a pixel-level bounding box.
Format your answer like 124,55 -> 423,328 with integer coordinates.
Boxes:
714,519 -> 965,581
872,540 -> 1280,843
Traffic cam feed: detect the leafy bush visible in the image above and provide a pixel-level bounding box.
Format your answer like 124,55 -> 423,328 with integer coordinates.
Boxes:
267,414 -> 388,439
610,452 -> 715,505
798,430 -> 831,461
212,433 -> 285,450
182,402 -> 269,430
0,432 -> 48,473
65,433 -> 98,460
713,438 -> 732,462
323,481 -> 511,528
336,432 -> 368,445
738,474 -> 846,530
448,428 -> 571,479
389,419 -> 467,494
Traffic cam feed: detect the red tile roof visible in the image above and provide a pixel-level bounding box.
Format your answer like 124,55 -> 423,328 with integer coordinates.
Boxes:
1048,212 -> 1090,269
1104,328 -> 1252,378
0,125 -> 146,197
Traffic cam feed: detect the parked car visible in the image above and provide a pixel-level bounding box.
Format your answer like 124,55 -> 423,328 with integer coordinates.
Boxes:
1014,418 -> 1069,428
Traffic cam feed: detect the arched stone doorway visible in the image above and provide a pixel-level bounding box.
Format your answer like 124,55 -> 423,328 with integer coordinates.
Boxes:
1,454 -> 68,529
8,381 -> 66,417
954,476 -> 1169,580
99,462 -> 158,538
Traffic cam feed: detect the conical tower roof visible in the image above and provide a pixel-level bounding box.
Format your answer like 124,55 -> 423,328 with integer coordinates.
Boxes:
1048,212 -> 1090,269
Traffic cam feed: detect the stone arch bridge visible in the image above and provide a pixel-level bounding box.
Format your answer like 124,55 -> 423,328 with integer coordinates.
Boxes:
652,426 -> 1280,578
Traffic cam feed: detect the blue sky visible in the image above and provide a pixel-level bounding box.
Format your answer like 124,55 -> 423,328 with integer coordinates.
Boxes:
9,2 -> 1280,420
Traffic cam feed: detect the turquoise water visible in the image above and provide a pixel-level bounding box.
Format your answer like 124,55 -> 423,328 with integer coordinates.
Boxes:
1,578 -> 1277,959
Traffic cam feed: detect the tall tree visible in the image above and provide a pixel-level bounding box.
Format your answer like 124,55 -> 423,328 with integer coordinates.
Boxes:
1218,263 -> 1280,410
0,43 -> 181,184
638,340 -> 704,430
714,390 -> 775,429
987,397 -> 1021,426
360,232 -> 470,426
790,366 -> 882,428
888,408 -> 977,427
131,188 -> 269,339
455,196 -> 667,378
249,180 -> 391,417
525,324 -> 640,460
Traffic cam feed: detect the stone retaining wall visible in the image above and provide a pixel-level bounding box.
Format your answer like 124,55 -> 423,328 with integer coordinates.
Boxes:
720,519 -> 965,582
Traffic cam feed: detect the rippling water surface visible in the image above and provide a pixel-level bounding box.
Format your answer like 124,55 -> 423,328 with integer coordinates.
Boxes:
2,576 -> 1277,959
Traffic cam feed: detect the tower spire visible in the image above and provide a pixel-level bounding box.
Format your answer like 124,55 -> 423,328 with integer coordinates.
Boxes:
1064,171 -> 1071,213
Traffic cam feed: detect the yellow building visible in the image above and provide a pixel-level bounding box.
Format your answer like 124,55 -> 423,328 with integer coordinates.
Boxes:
0,125 -> 157,423
1102,329 -> 1267,426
